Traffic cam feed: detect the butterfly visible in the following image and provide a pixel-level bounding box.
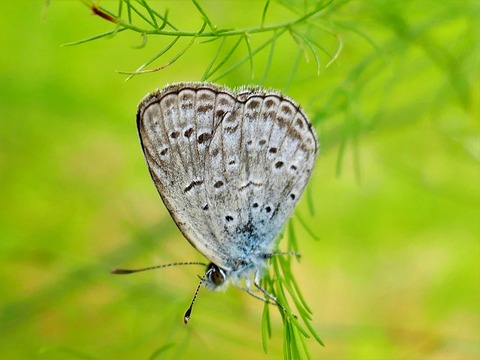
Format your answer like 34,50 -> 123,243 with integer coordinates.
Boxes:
113,82 -> 318,323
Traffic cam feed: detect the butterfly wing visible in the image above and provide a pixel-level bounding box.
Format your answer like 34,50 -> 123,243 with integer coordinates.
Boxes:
203,89 -> 318,269
137,83 -> 239,267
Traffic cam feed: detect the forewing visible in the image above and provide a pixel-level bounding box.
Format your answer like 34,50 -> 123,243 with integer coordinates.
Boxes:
136,83 -> 238,267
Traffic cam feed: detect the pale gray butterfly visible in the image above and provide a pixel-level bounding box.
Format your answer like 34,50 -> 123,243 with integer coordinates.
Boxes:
113,82 -> 318,323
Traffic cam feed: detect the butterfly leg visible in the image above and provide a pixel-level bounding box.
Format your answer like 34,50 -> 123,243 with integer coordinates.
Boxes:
237,278 -> 276,305
253,271 -> 296,317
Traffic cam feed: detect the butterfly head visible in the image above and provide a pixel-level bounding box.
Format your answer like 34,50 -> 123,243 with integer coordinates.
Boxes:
203,263 -> 229,291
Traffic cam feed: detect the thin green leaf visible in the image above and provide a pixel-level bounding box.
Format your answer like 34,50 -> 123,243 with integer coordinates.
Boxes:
201,37 -> 226,81
117,36 -> 180,78
125,34 -> 196,79
298,25 -> 343,69
131,32 -> 148,49
204,35 -> 243,80
117,0 -> 124,19
278,256 -> 313,317
243,33 -> 255,79
259,29 -> 278,86
289,324 -> 301,359
272,257 -> 316,346
289,28 -> 308,61
149,343 -> 175,360
298,326 -> 313,360
326,32 -> 343,68
298,308 -> 324,346
159,9 -> 169,31
148,6 -> 178,31
286,270 -> 313,316
138,0 -> 158,28
287,220 -> 299,258
211,27 -> 288,82
192,0 -> 216,32
261,0 -> 270,28
291,29 -> 321,75
61,28 -> 128,46
261,302 -> 271,354
121,19 -> 207,79
124,0 -> 132,23
285,46 -> 303,90
283,319 -> 291,360
334,19 -> 384,58
126,1 -> 156,28
294,213 -> 321,241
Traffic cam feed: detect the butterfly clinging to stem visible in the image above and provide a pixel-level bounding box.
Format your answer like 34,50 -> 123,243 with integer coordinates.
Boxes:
112,82 -> 318,323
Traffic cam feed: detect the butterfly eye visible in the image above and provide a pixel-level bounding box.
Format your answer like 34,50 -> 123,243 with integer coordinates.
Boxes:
207,263 -> 226,286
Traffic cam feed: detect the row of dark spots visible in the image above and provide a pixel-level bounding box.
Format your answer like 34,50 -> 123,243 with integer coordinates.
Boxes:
242,142 -> 287,153
239,97 -> 286,117
274,161 -> 297,171
168,129 -> 212,144
252,202 -> 272,213
203,197 -> 294,216
247,97 -> 283,125
247,139 -> 268,146
246,140 -> 271,148
273,159 -> 298,172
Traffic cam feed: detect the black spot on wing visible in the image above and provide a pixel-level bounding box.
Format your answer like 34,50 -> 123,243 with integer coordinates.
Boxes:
184,180 -> 203,193
198,132 -> 212,144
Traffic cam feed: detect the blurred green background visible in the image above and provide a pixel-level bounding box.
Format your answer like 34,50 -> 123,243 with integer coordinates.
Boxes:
0,1 -> 478,359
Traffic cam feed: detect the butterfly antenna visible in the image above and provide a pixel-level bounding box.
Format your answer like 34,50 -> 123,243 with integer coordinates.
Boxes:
184,274 -> 206,324
111,262 -> 206,274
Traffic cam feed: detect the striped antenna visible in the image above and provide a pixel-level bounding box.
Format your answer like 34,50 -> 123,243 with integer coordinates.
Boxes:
111,261 -> 207,274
